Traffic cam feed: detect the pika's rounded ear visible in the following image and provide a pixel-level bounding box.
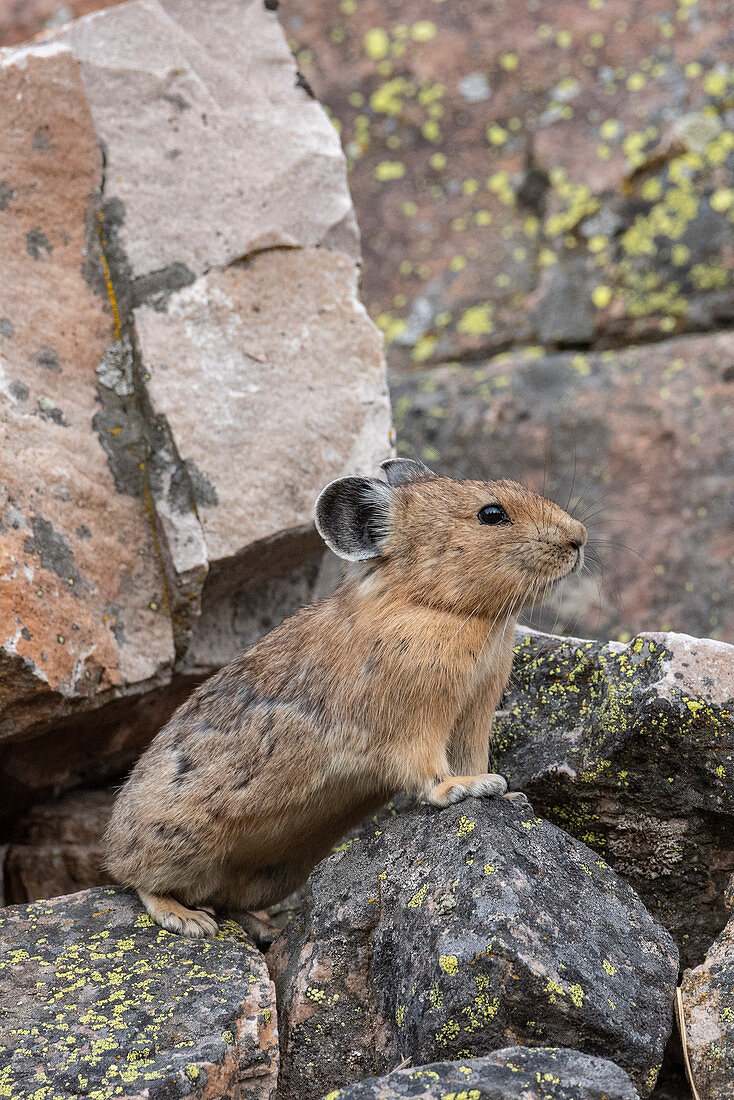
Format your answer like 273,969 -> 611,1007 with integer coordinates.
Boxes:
381,457 -> 435,487
314,476 -> 393,561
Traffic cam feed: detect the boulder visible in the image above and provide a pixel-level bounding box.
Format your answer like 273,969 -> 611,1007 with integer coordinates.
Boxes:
322,1047 -> 641,1100
0,0 -> 391,825
0,885 -> 278,1098
390,333 -> 734,647
2,787 -> 115,904
679,878 -> 734,1099
493,628 -> 734,968
270,798 -> 678,1100
281,0 -> 734,368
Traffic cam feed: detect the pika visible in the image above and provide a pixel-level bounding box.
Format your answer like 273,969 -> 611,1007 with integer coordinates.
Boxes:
105,459 -> 587,938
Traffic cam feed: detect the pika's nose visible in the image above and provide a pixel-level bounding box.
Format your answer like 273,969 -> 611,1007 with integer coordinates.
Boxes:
568,521 -> 587,551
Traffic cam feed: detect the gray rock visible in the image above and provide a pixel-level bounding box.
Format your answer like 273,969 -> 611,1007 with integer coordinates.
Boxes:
494,628 -> 734,967
323,1047 -> 641,1100
271,798 -> 678,1100
0,886 -> 278,1098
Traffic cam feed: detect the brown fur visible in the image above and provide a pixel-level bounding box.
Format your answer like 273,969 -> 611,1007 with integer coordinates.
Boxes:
105,469 -> 586,937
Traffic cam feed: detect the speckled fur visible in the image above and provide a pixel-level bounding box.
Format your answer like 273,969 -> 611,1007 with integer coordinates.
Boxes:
105,466 -> 586,936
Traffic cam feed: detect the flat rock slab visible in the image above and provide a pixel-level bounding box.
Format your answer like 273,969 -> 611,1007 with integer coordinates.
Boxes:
323,1047 -> 641,1100
0,886 -> 278,1099
680,889 -> 734,1100
493,628 -> 734,968
271,798 -> 678,1100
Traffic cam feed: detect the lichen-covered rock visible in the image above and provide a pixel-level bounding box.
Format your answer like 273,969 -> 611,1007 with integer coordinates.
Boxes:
2,788 -> 115,904
270,798 -> 677,1100
492,628 -> 734,968
322,1047 -> 641,1100
0,886 -> 278,1099
390,333 -> 734,646
282,0 -> 734,369
0,0 -> 391,825
680,880 -> 734,1099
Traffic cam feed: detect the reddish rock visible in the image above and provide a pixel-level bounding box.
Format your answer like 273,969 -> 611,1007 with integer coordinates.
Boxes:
3,788 -> 115,904
680,878 -> 734,1099
0,43 -> 175,743
390,332 -> 734,644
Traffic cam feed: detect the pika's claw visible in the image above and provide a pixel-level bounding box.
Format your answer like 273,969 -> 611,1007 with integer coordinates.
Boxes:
138,890 -> 219,938
427,772 -> 507,807
504,790 -> 531,808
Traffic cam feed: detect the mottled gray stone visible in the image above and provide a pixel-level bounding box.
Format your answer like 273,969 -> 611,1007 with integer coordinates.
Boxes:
0,886 -> 278,1098
323,1047 -> 641,1100
271,798 -> 678,1100
494,628 -> 734,967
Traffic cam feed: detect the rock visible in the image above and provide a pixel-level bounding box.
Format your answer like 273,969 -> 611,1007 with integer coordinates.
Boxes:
680,886 -> 734,1099
270,798 -> 678,1100
0,0 -> 391,825
323,1047 -> 641,1100
2,788 -> 115,904
492,628 -> 734,969
0,885 -> 278,1098
4,0 -> 734,367
390,332 -> 734,645
279,0 -> 734,368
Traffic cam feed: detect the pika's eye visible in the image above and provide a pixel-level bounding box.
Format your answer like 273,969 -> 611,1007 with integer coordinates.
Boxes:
478,503 -> 511,526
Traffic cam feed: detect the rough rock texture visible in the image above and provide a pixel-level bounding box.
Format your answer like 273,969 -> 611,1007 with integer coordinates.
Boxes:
0,885 -> 278,1098
2,787 -> 115,904
324,1047 -> 641,1100
679,879 -> 734,1100
283,0 -> 734,367
391,332 -> 734,645
0,0 -> 391,825
271,798 -> 678,1100
493,628 -> 734,969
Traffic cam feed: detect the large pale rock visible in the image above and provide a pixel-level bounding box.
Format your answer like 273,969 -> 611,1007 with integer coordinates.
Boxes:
493,628 -> 734,968
0,886 -> 278,1098
134,246 -> 389,671
324,1047 -> 641,1100
0,0 -> 391,822
391,333 -> 734,646
271,798 -> 678,1100
680,880 -> 734,1099
47,0 -> 359,278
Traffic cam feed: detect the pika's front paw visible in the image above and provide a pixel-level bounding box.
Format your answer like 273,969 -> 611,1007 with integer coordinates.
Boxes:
427,772 -> 508,807
138,890 -> 219,938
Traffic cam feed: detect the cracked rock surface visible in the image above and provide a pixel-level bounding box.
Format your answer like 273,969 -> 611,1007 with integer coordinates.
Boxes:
322,1047 -> 641,1100
494,628 -> 734,969
270,797 -> 678,1100
0,885 -> 278,1099
0,0 -> 391,825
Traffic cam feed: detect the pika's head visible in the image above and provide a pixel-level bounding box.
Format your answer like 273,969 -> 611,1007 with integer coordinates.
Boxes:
315,458 -> 587,617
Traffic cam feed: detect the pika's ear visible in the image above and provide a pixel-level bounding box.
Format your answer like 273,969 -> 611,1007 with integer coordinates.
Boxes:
314,476 -> 393,561
381,457 -> 435,486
